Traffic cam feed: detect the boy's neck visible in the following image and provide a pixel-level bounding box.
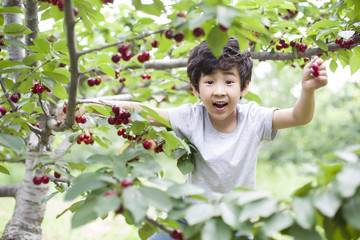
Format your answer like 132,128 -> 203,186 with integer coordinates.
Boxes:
208,110 -> 238,133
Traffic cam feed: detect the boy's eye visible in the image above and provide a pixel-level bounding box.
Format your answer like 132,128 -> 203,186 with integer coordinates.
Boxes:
225,80 -> 233,84
205,80 -> 214,84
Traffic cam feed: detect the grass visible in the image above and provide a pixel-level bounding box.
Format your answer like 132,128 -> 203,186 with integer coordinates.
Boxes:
0,159 -> 310,239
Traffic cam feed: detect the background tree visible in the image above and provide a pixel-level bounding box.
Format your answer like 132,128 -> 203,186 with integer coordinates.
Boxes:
0,0 -> 360,239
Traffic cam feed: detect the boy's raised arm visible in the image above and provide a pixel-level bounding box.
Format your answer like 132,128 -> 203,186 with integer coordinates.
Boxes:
272,57 -> 328,130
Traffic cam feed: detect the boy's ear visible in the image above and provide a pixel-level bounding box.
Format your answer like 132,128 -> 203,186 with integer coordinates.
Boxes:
241,81 -> 250,97
191,85 -> 200,98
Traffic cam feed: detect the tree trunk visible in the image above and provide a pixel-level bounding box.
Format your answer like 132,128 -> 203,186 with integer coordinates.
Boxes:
1,1 -> 50,240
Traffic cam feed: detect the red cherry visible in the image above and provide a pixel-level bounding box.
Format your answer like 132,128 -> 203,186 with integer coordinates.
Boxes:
104,191 -> 115,196
112,105 -> 120,115
276,44 -> 283,51
41,175 -> 50,184
10,93 -> 20,103
108,116 -> 116,125
174,33 -> 184,42
54,171 -> 61,179
290,41 -> 296,47
95,77 -> 101,85
121,178 -> 133,188
141,74 -> 147,80
335,38 -> 342,44
33,176 -> 42,185
177,12 -> 185,18
117,44 -> 130,55
165,29 -> 173,39
80,116 -> 86,124
192,27 -> 205,37
83,133 -> 90,139
151,39 -> 159,48
79,135 -> 85,141
57,0 -> 64,11
170,229 -> 183,240
111,54 -> 121,63
219,24 -> 229,31
312,62 -> 319,71
73,7 -> 79,16
304,57 -> 309,62
142,140 -> 152,149
122,51 -> 132,61
138,54 -> 146,63
63,106 -> 66,113
87,78 -> 95,86
88,137 -> 94,145
51,0 -> 58,5
37,85 -> 44,93
349,38 -> 355,45
312,69 -> 320,77
279,38 -> 285,45
119,77 -> 126,83
282,42 -> 289,48
146,74 -> 151,79
117,128 -> 125,136
75,115 -> 82,123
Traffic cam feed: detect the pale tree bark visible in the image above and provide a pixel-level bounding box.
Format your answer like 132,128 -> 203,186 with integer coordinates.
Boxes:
1,1 -> 50,240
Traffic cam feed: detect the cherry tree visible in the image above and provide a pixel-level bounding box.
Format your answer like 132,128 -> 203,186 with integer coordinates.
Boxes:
0,0 -> 360,239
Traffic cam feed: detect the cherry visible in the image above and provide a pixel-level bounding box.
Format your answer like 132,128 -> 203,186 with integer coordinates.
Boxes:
279,38 -> 285,45
104,191 -> 115,196
165,29 -> 173,39
122,51 -> 132,61
95,76 -> 101,85
154,143 -> 164,153
141,74 -> 147,80
63,106 -> 66,113
193,27 -> 205,37
108,116 -> 116,125
57,0 -> 63,11
0,41 -> 5,46
117,128 -> 125,136
312,62 -> 319,71
10,93 -> 21,103
0,106 -> 7,116
41,175 -> 50,184
111,54 -> 121,63
115,69 -> 120,78
73,7 -> 79,16
138,52 -> 150,63
151,39 -> 159,48
112,105 -> 120,115
249,41 -> 255,46
304,57 -> 309,62
33,176 -> 42,185
335,38 -> 342,44
176,12 -> 186,18
282,42 -> 289,48
37,85 -> 44,93
121,178 -> 133,188
51,0 -> 57,5
101,0 -> 114,4
142,140 -> 152,149
219,24 -> 229,31
270,40 -> 275,45
290,41 -> 296,47
87,78 -> 95,86
119,77 -> 126,83
174,33 -> 184,42
276,44 -> 283,51
170,229 -> 183,240
117,43 -> 130,55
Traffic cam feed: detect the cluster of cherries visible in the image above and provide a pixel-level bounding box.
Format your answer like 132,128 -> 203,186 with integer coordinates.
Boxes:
32,81 -> 51,94
279,9 -> 298,20
76,131 -> 95,145
75,115 -> 87,124
111,43 -> 132,63
87,76 -> 102,87
33,171 -> 61,185
115,70 -> 126,83
335,38 -> 355,49
38,0 -> 79,16
274,38 -> 290,50
311,62 -> 320,77
108,105 -> 131,125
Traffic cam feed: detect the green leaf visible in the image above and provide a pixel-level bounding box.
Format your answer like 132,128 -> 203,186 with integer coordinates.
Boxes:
52,83 -> 68,100
291,181 -> 313,197
84,104 -> 110,117
0,164 -> 10,175
0,133 -> 25,154
216,6 -> 238,27
309,20 -> 339,31
131,0 -> 164,16
314,189 -> 342,218
64,173 -> 115,201
140,104 -> 171,128
185,203 -> 218,225
138,222 -> 157,240
167,183 -> 206,199
239,199 -> 278,221
177,153 -> 195,175
329,59 -> 338,73
33,38 -> 51,54
335,163 -> 360,198
3,39 -> 29,50
93,195 -> 122,218
244,91 -> 262,105
86,154 -> 113,164
53,39 -> 68,52
201,218 -> 232,240
41,191 -> 59,204
206,27 -> 229,58
139,186 -> 173,211
349,47 -> 360,75
287,223 -> 322,240
314,39 -> 328,51
262,212 -> 294,237
42,71 -> 69,84
123,187 -> 148,225
0,6 -> 23,14
71,199 -> 98,228
342,190 -> 360,230
292,196 -> 315,230
3,23 -> 33,36
219,202 -> 240,226
21,101 -> 37,114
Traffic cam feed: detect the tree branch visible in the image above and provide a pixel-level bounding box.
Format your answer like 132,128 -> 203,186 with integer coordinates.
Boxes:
0,183 -> 22,198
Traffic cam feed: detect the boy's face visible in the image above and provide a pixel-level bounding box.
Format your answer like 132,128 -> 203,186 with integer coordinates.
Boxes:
192,66 -> 249,125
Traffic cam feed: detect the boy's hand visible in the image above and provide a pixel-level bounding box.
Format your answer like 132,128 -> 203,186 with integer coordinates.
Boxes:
301,57 -> 328,91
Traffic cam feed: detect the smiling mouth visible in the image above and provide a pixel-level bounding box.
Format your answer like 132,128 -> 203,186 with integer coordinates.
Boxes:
213,102 -> 228,109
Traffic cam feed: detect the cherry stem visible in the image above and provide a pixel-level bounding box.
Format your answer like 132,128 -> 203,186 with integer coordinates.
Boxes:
145,216 -> 173,234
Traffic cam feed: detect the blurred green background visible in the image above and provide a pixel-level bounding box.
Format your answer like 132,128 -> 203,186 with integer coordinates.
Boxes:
1,60 -> 359,239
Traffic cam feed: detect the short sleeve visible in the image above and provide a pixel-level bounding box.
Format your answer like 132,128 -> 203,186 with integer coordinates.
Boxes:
167,104 -> 204,140
246,102 -> 278,141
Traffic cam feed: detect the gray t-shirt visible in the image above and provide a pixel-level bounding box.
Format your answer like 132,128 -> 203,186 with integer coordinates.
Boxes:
168,102 -> 277,197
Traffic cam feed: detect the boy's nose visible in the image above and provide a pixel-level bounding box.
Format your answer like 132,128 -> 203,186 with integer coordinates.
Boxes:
213,83 -> 226,96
